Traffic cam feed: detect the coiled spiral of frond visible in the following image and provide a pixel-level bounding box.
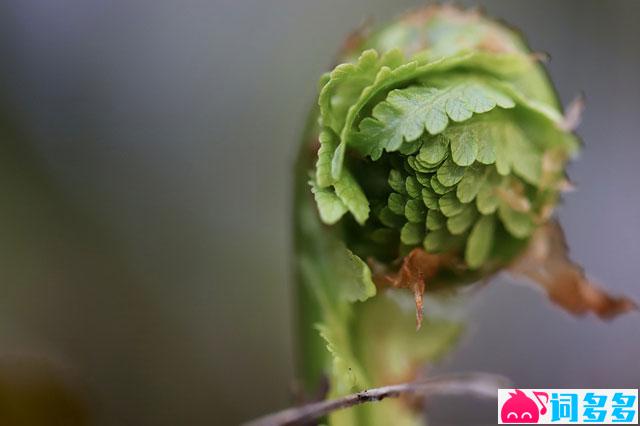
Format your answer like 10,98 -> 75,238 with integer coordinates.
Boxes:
310,5 -> 578,280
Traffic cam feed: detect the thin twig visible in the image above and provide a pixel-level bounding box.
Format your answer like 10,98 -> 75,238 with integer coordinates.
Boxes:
243,372 -> 510,426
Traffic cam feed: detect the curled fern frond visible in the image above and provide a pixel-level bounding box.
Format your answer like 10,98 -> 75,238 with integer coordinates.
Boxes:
293,5 -> 635,426
312,6 -> 577,284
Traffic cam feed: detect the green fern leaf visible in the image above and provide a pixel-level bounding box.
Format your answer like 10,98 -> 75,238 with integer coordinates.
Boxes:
319,49 -> 403,135
332,51 -> 533,179
310,180 -> 348,225
401,222 -> 424,245
333,170 -> 370,225
446,205 -> 477,235
352,80 -> 514,160
498,203 -> 534,238
439,192 -> 466,217
316,129 -> 339,188
436,158 -> 465,187
388,169 -> 406,194
426,209 -> 445,231
465,214 -> 496,268
405,199 -> 426,223
421,186 -> 440,210
456,163 -> 486,203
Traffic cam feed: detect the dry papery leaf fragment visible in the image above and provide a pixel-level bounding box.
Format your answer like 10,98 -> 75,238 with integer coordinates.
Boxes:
509,221 -> 637,318
373,249 -> 462,330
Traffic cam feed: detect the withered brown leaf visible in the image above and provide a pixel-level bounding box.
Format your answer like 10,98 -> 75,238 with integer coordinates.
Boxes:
509,221 -> 637,319
373,249 -> 454,330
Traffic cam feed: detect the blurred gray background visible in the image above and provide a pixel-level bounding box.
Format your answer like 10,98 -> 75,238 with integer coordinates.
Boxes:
0,1 -> 638,425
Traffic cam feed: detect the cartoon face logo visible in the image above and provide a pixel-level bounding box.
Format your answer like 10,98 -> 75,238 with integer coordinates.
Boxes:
501,389 -> 548,423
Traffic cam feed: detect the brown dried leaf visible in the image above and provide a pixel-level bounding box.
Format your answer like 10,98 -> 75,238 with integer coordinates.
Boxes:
375,249 -> 451,330
509,221 -> 637,319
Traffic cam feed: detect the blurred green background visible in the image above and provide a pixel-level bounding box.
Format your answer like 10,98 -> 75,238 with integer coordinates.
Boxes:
0,1 -> 638,425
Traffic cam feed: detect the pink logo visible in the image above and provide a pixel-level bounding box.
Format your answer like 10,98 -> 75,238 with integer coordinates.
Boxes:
500,389 -> 549,423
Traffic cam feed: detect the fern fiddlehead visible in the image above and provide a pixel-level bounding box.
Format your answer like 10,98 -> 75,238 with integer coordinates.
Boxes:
293,5 -> 635,425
